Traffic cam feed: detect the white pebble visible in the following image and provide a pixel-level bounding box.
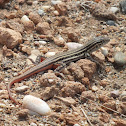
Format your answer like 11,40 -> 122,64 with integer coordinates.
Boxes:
92,85 -> 98,92
30,122 -> 37,126
66,42 -> 83,50
32,1 -> 38,5
21,15 -> 30,24
51,0 -> 62,5
109,7 -> 119,14
15,86 -> 29,92
23,95 -> 51,116
53,10 -> 59,16
45,52 -> 56,57
42,6 -> 51,11
101,47 -> 108,56
38,40 -> 47,45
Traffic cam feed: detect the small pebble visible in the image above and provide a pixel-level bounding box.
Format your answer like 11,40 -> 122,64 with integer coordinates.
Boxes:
30,122 -> 37,126
74,124 -> 80,126
120,91 -> 126,102
42,6 -> 50,11
109,7 -> 119,14
106,20 -> 116,26
15,86 -> 29,93
45,52 -> 56,57
114,51 -> 126,66
66,42 -> 83,50
38,40 -> 47,45
120,0 -> 126,14
23,95 -> 51,116
92,85 -> 98,92
101,47 -> 108,56
110,90 -> 119,98
38,9 -> 45,16
21,15 -> 30,23
51,0 -> 62,5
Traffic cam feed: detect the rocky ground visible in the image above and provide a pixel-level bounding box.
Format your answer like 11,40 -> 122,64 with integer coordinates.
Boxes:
0,0 -> 126,126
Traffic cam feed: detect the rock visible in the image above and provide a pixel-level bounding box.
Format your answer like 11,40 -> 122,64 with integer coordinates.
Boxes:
40,73 -> 61,87
81,90 -> 96,102
109,7 -> 119,14
112,118 -> 126,126
106,20 -> 116,26
114,51 -> 126,66
110,90 -> 120,98
17,0 -> 25,4
37,9 -> 45,16
76,59 -> 96,79
21,15 -> 34,32
99,113 -> 110,123
41,86 -> 59,100
2,45 -> 14,57
67,62 -> 84,79
17,109 -> 28,118
92,51 -> 105,63
101,47 -> 108,57
29,12 -> 41,25
66,42 -> 83,50
23,95 -> 51,116
81,77 -> 90,86
6,20 -> 24,33
66,27 -> 79,42
100,79 -> 109,87
53,2 -> 67,15
20,45 -> 32,55
118,102 -> 126,115
36,22 -> 52,35
45,51 -> 56,57
53,36 -> 65,47
15,86 -> 29,93
61,81 -> 85,97
120,0 -> 126,14
0,27 -> 22,49
91,85 -> 98,92
120,91 -> 126,102
0,0 -> 9,6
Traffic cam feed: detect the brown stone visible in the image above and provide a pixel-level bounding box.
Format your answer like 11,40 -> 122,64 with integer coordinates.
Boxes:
76,59 -> 96,79
29,12 -> 42,25
61,81 -> 85,97
0,27 -> 22,49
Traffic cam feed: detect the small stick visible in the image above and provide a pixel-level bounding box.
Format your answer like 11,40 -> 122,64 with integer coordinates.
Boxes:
80,106 -> 93,126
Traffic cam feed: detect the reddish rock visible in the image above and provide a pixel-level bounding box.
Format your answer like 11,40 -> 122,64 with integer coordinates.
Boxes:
36,22 -> 52,35
67,62 -> 84,79
0,27 -> 22,49
29,12 -> 42,25
54,2 -> 67,16
112,118 -> 126,126
61,81 -> 85,97
17,109 -> 28,118
76,59 -> 96,79
2,45 -> 14,57
6,20 -> 24,33
41,86 -> 59,100
0,0 -> 9,6
40,73 -> 61,87
81,90 -> 96,102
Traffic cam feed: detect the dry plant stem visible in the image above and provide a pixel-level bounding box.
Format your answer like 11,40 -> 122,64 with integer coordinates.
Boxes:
80,106 -> 93,126
85,97 -> 126,118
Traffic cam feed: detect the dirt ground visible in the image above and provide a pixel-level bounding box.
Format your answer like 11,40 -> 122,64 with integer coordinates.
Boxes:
0,0 -> 126,126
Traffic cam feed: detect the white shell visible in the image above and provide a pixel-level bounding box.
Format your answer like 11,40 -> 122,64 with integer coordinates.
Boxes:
101,47 -> 108,56
23,95 -> 51,116
66,42 -> 83,50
